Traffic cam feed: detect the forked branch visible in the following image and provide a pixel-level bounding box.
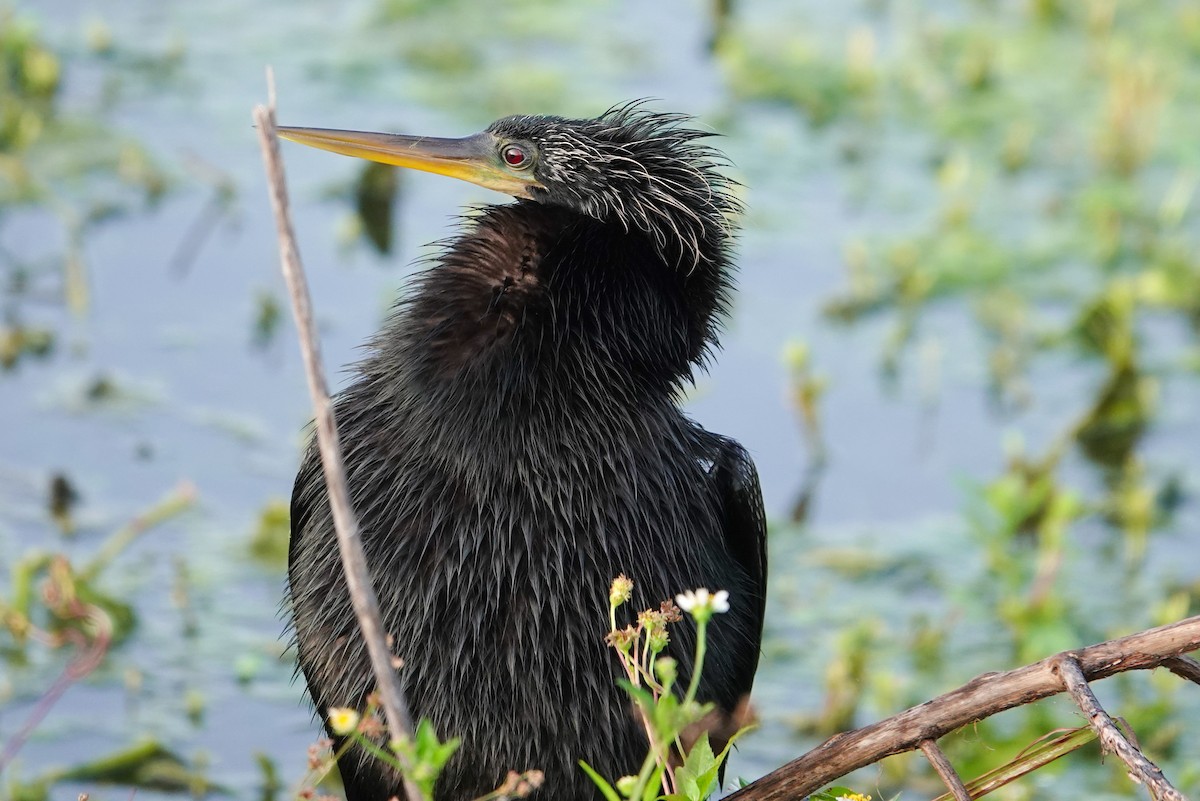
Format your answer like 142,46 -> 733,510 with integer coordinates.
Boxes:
1053,654 -> 1186,801
728,615 -> 1200,800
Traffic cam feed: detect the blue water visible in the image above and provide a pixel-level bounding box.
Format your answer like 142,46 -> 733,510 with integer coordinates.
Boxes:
2,1 -> 1197,798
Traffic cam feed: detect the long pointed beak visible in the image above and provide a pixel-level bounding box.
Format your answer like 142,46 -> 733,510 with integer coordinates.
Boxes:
277,126 -> 541,198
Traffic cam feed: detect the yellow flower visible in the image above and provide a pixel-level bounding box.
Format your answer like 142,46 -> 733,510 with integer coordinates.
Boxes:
327,707 -> 360,735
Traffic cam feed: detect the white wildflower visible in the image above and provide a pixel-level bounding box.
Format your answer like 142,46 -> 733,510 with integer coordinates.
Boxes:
675,587 -> 730,619
711,589 -> 730,613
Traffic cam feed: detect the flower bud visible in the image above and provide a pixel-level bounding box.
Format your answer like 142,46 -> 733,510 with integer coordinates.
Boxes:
609,574 -> 634,608
655,656 -> 678,688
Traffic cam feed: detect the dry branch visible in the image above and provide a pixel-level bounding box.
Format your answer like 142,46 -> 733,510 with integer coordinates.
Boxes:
253,77 -> 421,801
1164,655 -> 1200,686
918,740 -> 971,801
1053,654 -> 1186,801
728,615 -> 1200,801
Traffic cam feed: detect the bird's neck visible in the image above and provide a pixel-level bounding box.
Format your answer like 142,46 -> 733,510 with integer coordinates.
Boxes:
369,201 -> 731,406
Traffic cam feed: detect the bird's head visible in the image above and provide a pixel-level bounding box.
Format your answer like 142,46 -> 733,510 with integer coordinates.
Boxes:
280,103 -> 738,272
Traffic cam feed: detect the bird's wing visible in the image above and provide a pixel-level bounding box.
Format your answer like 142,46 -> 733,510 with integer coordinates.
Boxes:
704,435 -> 767,786
710,436 -> 768,686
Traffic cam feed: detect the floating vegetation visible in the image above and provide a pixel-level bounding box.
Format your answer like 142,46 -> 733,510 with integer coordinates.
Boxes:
0,12 -> 168,367
1,483 -> 197,796
722,0 -> 1200,793
252,289 -> 283,348
727,1 -> 1200,502
8,740 -> 224,801
248,498 -> 291,568
354,161 -> 400,255
0,321 -> 53,371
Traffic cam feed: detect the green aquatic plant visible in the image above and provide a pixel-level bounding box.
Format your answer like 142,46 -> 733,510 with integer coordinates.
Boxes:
0,13 -> 168,355
717,4 -> 1200,794
0,483 -> 196,793
0,13 -> 60,154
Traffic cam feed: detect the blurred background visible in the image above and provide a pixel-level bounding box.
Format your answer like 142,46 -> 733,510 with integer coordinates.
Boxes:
2,0 -> 1199,798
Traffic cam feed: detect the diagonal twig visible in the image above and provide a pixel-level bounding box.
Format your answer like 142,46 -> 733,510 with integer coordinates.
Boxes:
919,739 -> 972,801
1052,654 -> 1187,801
253,70 -> 421,801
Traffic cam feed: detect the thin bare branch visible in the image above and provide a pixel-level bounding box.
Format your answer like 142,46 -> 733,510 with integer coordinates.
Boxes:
1053,654 -> 1186,801
919,740 -> 971,801
253,77 -> 421,801
728,615 -> 1200,800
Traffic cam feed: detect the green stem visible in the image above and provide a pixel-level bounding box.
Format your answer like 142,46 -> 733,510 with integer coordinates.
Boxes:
81,483 -> 196,582
301,734 -> 358,792
684,618 -> 708,705
353,732 -> 407,775
626,727 -> 668,801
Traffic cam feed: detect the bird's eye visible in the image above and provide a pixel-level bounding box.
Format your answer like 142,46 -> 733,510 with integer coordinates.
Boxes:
502,145 -> 530,169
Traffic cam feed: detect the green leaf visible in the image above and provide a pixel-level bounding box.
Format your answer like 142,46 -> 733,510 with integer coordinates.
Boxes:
675,733 -> 718,800
642,762 -> 666,801
617,679 -> 658,711
412,719 -> 459,771
578,760 -> 622,801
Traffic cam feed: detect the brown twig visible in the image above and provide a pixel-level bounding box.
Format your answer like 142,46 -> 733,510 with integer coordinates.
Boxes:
919,740 -> 972,801
1053,654 -> 1187,801
728,615 -> 1200,800
253,71 -> 421,801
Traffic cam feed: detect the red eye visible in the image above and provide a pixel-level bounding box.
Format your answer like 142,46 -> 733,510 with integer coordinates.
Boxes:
503,145 -> 529,167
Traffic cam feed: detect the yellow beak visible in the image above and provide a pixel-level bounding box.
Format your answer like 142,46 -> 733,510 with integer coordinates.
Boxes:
277,126 -> 541,198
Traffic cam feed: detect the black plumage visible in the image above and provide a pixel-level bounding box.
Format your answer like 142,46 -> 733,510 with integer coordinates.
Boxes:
285,104 -> 767,801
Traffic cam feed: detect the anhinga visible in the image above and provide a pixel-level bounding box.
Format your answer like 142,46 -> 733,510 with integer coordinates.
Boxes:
283,104 -> 767,801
